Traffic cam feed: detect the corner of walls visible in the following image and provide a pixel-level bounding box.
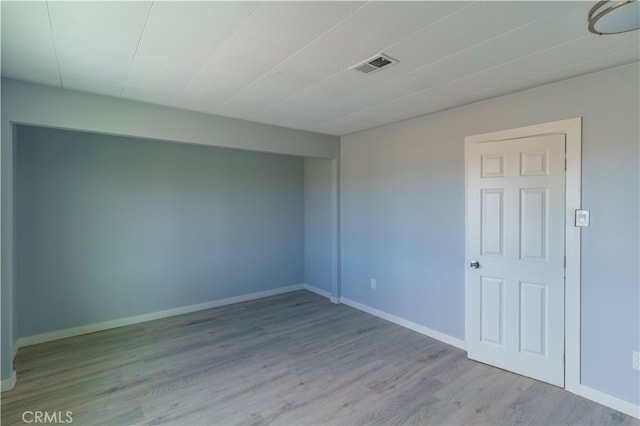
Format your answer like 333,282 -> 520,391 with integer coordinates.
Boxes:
0,370 -> 17,392
304,157 -> 339,298
302,283 -> 332,300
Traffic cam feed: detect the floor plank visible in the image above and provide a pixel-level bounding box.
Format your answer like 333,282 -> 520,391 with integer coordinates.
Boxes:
1,291 -> 637,425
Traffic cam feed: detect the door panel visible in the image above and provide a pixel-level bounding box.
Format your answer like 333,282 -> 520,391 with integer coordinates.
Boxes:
466,134 -> 565,387
520,188 -> 547,261
480,276 -> 504,346
519,281 -> 547,356
481,190 -> 504,257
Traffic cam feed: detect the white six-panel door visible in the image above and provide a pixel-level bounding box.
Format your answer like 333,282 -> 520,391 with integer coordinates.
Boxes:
465,134 -> 566,387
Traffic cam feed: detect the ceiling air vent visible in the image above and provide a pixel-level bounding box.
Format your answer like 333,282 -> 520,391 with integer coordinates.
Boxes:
350,53 -> 398,75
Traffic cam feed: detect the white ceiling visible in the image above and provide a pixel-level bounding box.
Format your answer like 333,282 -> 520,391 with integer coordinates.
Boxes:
2,1 -> 639,136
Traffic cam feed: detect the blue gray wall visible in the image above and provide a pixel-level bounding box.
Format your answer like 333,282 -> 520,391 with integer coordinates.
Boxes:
341,62 -> 639,405
16,125 -> 304,337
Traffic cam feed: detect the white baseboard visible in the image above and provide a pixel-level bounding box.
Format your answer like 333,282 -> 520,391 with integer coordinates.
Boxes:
16,284 -> 305,349
1,370 -> 16,392
340,297 -> 465,350
301,284 -> 340,303
302,283 -> 332,299
576,384 -> 639,419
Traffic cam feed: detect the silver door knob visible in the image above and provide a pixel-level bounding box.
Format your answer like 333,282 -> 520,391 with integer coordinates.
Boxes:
470,261 -> 480,269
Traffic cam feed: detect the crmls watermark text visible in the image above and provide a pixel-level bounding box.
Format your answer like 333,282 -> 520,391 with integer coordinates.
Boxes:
22,411 -> 73,424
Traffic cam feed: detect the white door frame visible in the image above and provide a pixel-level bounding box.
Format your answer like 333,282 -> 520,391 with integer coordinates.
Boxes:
464,117 -> 581,394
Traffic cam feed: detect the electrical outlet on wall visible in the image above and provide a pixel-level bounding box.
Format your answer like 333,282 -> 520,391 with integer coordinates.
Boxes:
370,278 -> 377,290
633,351 -> 640,371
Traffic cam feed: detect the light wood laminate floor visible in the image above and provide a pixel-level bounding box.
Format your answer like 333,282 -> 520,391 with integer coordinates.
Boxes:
1,291 -> 638,425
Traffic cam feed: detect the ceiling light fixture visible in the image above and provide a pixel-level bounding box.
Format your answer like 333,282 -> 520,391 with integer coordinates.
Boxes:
588,0 -> 640,34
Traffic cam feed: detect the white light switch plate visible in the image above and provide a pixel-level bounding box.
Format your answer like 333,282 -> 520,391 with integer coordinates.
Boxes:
575,210 -> 590,227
